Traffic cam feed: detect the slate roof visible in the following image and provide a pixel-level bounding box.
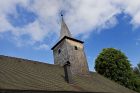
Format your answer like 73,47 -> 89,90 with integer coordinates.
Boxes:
0,55 -> 137,93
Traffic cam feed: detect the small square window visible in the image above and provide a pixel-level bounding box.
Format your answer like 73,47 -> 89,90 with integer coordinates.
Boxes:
74,46 -> 78,50
58,49 -> 61,54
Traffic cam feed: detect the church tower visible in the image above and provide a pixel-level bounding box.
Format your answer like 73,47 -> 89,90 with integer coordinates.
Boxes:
52,15 -> 89,75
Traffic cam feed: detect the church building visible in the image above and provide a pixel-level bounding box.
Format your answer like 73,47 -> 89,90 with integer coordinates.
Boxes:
0,15 -> 137,93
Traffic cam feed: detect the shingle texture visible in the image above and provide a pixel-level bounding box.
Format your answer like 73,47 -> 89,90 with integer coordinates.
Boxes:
0,55 -> 137,93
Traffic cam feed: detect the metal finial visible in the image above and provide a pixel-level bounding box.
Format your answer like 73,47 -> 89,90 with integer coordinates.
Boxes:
61,14 -> 63,17
60,10 -> 65,17
60,11 -> 64,21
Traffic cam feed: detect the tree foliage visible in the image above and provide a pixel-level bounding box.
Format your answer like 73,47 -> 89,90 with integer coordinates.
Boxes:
132,63 -> 140,92
133,63 -> 140,76
95,48 -> 135,90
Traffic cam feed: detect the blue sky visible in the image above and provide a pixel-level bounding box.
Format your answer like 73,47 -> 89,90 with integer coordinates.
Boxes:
0,0 -> 140,71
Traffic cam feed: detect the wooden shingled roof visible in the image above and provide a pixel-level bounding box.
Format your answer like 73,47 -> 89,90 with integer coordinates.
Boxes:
0,55 -> 137,93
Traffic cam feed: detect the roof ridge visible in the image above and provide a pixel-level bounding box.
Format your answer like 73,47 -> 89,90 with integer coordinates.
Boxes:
0,55 -> 57,66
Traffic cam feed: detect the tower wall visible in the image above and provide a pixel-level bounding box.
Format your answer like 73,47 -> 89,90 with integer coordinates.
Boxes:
66,39 -> 89,75
53,38 -> 89,75
53,39 -> 68,66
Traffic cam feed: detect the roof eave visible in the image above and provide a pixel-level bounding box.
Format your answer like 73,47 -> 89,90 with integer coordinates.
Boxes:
51,36 -> 84,50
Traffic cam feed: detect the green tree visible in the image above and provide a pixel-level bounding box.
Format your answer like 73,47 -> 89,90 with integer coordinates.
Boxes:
133,63 -> 140,76
132,63 -> 140,92
95,48 -> 135,90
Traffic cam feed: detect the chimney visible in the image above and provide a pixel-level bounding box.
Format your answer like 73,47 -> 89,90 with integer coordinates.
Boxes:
63,61 -> 73,84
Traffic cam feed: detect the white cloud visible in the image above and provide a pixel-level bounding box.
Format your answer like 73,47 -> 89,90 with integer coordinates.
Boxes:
0,0 -> 140,49
34,44 -> 49,50
66,0 -> 120,35
136,42 -> 139,46
0,15 -> 13,32
112,0 -> 140,28
18,20 -> 48,42
135,38 -> 140,45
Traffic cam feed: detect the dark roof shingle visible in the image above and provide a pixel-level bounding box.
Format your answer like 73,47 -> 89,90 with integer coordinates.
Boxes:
0,55 -> 137,93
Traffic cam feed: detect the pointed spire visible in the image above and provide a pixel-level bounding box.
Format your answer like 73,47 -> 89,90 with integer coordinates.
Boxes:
60,14 -> 72,40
